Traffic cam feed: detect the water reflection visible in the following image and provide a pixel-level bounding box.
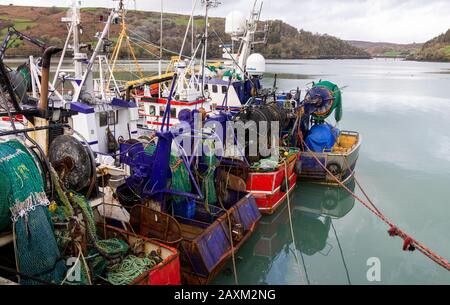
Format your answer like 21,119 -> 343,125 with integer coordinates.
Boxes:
213,181 -> 356,285
291,181 -> 356,257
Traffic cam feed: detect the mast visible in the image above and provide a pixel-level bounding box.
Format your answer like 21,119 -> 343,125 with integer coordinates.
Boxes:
200,0 -> 219,97
72,0 -> 83,78
71,9 -> 117,103
159,0 -> 163,98
237,0 -> 264,75
192,0 -> 195,54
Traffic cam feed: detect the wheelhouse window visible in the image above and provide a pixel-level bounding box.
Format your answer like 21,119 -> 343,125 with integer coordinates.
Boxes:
212,85 -> 218,93
159,106 -> 176,118
108,111 -> 117,125
148,106 -> 156,116
99,112 -> 107,127
99,110 -> 117,127
221,86 -> 228,94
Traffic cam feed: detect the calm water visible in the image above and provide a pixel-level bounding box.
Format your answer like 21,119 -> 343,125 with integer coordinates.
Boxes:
211,58 -> 450,285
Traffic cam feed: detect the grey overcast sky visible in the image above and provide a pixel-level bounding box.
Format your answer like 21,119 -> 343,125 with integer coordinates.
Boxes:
3,0 -> 450,44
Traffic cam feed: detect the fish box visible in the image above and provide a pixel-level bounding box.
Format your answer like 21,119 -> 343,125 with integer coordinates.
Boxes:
98,225 -> 181,285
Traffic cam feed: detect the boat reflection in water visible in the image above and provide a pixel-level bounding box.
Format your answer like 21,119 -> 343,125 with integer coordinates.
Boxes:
212,180 -> 356,285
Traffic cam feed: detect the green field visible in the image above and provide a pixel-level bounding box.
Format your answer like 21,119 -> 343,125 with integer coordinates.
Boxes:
382,51 -> 404,57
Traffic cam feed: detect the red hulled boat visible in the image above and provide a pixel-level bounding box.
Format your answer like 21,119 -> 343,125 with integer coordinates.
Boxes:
246,149 -> 300,215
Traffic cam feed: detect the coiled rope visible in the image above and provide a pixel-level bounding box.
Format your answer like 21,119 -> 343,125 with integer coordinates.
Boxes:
301,138 -> 450,272
106,253 -> 163,285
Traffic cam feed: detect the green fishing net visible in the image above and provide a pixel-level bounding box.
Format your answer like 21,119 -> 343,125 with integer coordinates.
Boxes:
201,151 -> 218,206
106,253 -> 163,285
70,193 -> 129,258
144,144 -> 192,203
0,140 -> 66,284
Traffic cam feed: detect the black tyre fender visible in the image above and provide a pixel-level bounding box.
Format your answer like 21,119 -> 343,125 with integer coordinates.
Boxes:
326,162 -> 342,176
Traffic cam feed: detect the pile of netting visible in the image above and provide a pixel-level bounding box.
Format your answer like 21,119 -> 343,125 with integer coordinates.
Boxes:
144,142 -> 220,213
250,148 -> 299,173
200,151 -> 219,209
0,139 -> 166,285
67,193 -> 130,284
0,140 -> 66,285
144,144 -> 192,203
68,194 -> 164,285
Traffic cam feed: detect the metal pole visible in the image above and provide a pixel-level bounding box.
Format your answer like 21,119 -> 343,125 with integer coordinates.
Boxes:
159,0 -> 163,98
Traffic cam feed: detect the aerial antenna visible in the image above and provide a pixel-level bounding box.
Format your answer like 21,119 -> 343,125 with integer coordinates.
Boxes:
191,0 -> 195,54
200,0 -> 220,97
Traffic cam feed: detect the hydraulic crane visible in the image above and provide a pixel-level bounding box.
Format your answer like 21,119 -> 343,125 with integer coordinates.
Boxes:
0,26 -> 46,59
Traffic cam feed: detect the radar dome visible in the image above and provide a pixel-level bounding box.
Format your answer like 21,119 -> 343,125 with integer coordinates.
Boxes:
225,11 -> 246,36
246,53 -> 266,76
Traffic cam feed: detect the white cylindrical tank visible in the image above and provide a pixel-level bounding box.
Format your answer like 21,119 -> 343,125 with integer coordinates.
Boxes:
246,53 -> 266,76
225,11 -> 246,36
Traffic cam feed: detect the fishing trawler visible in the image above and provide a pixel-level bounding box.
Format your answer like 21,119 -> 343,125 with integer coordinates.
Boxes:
0,40 -> 182,285
0,1 -> 182,286
292,81 -> 362,185
113,75 -> 261,284
3,1 -> 140,156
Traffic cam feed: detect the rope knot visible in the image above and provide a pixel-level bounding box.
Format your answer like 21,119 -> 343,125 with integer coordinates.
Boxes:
388,226 -> 398,237
402,237 -> 416,252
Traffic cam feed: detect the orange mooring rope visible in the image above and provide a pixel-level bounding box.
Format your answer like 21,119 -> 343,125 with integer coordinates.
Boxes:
300,138 -> 450,272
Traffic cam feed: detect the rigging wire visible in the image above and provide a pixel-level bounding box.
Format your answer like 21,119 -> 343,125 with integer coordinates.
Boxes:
331,219 -> 351,285
284,160 -> 309,285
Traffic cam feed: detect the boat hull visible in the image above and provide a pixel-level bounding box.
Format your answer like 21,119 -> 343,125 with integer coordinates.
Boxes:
126,192 -> 261,285
246,152 -> 299,215
179,194 -> 261,284
298,131 -> 361,186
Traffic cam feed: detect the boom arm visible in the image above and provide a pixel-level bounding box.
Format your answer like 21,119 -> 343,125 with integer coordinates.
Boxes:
0,27 -> 46,59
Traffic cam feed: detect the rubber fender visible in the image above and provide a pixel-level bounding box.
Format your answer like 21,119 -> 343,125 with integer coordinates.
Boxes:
326,162 -> 342,176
